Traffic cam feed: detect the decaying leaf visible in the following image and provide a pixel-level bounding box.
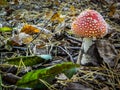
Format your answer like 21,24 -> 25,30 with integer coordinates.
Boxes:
16,62 -> 79,89
9,32 -> 32,46
96,40 -> 118,67
6,55 -> 52,66
20,24 -> 40,34
51,12 -> 65,23
108,3 -> 117,17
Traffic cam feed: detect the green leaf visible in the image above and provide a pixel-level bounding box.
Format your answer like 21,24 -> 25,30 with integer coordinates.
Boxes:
6,55 -> 52,66
0,27 -> 12,32
16,62 -> 80,89
64,66 -> 77,78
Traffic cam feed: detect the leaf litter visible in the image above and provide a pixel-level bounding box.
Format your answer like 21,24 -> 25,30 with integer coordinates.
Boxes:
0,0 -> 120,90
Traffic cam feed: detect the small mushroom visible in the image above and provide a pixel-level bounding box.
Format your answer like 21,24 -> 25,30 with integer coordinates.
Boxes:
71,9 -> 108,65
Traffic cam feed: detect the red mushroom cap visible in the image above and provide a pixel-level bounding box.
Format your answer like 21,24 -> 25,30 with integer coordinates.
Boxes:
71,10 -> 108,38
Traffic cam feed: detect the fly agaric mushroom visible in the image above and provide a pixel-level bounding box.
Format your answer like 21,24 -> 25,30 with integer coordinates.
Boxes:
71,9 -> 108,65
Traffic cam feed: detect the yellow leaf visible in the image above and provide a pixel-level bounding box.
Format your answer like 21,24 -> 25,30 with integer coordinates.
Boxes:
22,36 -> 33,44
20,24 -> 40,34
70,5 -> 75,12
69,5 -> 76,16
51,12 -> 64,23
51,12 -> 60,21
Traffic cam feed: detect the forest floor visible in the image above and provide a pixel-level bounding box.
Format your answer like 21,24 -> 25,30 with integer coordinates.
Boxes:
0,0 -> 120,90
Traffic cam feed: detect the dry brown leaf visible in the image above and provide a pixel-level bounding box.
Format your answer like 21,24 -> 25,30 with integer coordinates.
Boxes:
36,44 -> 46,49
10,33 -> 32,46
20,24 -> 40,34
51,12 -> 65,23
108,3 -> 117,17
51,12 -> 59,21
96,40 -> 118,67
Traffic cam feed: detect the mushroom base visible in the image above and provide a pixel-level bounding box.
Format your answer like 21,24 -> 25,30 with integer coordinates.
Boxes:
81,54 -> 92,65
77,37 -> 96,65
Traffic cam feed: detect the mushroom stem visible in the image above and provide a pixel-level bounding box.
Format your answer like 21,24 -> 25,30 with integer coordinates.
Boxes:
82,38 -> 93,53
79,38 -> 93,65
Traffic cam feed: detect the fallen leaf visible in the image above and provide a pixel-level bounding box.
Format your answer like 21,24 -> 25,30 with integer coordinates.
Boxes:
20,24 -> 40,34
16,62 -> 79,89
0,26 -> 12,32
108,3 -> 117,17
9,33 -> 32,46
96,40 -> 118,67
51,12 -> 65,23
6,55 -> 52,66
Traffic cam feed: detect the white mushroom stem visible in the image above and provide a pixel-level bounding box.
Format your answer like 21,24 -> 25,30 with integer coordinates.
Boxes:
81,37 -> 93,65
82,38 -> 93,53
77,37 -> 93,65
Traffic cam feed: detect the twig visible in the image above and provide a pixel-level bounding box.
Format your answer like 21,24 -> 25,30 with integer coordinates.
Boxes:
65,33 -> 82,43
57,46 -> 74,62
